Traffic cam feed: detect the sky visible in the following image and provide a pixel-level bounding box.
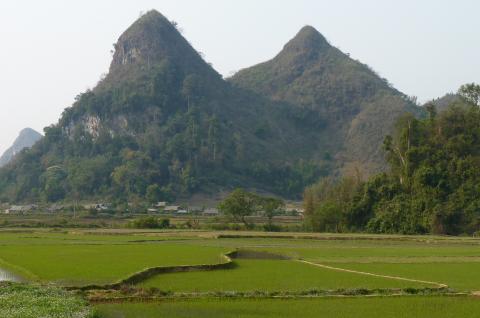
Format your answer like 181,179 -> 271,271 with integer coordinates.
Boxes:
0,0 -> 479,154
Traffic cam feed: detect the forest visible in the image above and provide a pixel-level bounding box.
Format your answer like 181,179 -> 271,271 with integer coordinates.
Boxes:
304,84 -> 480,235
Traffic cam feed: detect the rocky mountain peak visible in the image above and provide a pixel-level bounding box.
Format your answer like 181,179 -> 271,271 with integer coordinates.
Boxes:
280,25 -> 330,56
108,10 -> 216,78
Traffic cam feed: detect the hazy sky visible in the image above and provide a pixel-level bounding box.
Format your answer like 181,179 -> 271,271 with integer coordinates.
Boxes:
0,0 -> 479,154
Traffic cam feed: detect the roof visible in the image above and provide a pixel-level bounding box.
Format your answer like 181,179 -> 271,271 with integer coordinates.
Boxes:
8,205 -> 36,212
203,208 -> 219,214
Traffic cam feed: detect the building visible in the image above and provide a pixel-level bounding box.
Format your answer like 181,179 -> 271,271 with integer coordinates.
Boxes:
5,204 -> 37,214
84,203 -> 111,211
164,206 -> 180,212
188,206 -> 203,213
48,204 -> 64,213
202,208 -> 219,216
155,202 -> 167,208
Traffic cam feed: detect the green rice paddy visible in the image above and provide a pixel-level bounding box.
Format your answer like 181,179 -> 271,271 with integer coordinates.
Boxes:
335,262 -> 480,291
2,230 -> 480,317
0,232 -> 227,286
96,296 -> 480,318
139,259 -> 428,291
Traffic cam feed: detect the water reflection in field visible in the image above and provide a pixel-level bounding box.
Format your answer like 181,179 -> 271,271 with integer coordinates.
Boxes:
0,268 -> 22,282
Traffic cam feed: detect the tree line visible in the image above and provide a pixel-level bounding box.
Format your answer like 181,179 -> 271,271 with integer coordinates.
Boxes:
304,84 -> 480,235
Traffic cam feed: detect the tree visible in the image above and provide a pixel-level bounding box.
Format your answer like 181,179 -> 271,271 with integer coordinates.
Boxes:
218,188 -> 257,228
146,184 -> 162,204
425,102 -> 437,121
182,74 -> 202,110
313,202 -> 343,232
458,83 -> 480,106
42,166 -> 66,202
303,176 -> 362,232
129,216 -> 170,229
258,197 -> 284,228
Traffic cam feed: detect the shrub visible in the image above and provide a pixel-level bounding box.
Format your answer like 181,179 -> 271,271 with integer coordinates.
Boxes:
128,217 -> 170,229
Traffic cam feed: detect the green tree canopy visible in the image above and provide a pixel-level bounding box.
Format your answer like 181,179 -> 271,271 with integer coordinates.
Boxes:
218,188 -> 258,228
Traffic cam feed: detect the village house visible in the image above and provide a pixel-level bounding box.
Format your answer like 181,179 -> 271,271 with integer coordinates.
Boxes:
155,202 -> 167,208
5,204 -> 38,214
188,206 -> 203,213
164,205 -> 180,213
202,208 -> 219,216
83,203 -> 111,211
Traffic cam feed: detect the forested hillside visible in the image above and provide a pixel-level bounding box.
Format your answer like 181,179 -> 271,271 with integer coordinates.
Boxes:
230,26 -> 423,174
304,85 -> 480,235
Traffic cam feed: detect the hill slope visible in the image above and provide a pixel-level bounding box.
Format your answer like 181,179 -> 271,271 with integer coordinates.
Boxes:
0,11 -> 330,203
231,26 -> 423,174
0,128 -> 42,167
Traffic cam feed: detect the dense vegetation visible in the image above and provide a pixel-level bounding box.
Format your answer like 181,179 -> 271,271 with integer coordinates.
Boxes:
305,84 -> 480,235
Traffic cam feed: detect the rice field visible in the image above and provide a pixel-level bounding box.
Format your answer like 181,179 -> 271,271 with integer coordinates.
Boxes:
333,262 -> 480,291
0,232 -> 227,286
139,259 -> 429,291
2,229 -> 480,317
95,296 -> 480,318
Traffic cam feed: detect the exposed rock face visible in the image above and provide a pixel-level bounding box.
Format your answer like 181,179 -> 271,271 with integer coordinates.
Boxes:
0,128 -> 42,167
65,114 -> 131,140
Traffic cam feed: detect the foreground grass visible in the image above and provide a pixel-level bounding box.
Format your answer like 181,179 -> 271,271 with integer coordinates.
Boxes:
96,296 -> 480,318
0,282 -> 94,318
139,259 -> 429,291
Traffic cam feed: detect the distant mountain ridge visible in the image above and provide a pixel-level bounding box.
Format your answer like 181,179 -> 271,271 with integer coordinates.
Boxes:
0,128 -> 42,167
0,11 -> 422,203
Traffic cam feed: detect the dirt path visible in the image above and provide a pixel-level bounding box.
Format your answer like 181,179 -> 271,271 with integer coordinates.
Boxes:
297,259 -> 448,288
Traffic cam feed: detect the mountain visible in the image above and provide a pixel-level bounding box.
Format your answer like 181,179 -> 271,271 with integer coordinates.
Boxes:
0,11 -> 330,203
0,12 -> 422,204
0,128 -> 42,167
230,26 -> 423,174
